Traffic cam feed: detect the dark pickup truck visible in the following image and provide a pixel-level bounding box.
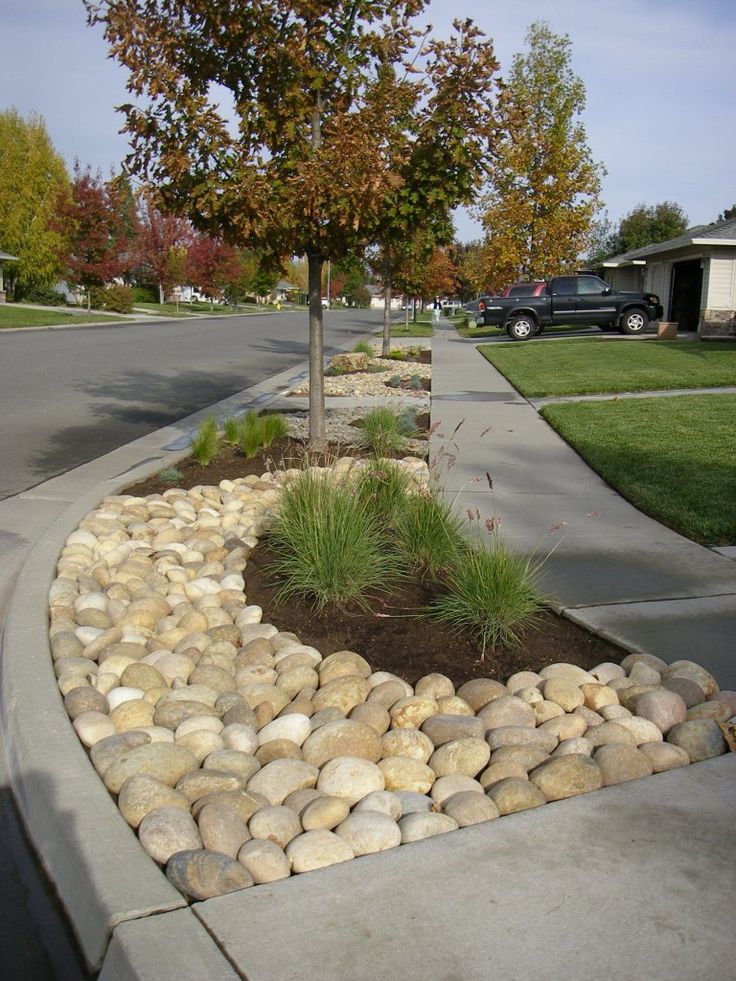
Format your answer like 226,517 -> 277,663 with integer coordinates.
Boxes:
478,274 -> 664,340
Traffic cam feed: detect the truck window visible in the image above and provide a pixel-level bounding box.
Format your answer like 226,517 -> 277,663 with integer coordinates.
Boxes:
552,277 -> 575,295
577,276 -> 608,295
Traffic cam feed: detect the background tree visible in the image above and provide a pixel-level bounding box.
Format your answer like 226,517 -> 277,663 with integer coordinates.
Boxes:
0,109 -> 69,298
609,201 -> 688,254
135,189 -> 191,302
717,204 -> 736,222
56,162 -> 137,307
185,231 -> 239,304
86,2 -> 499,444
477,20 -> 603,284
455,240 -> 490,298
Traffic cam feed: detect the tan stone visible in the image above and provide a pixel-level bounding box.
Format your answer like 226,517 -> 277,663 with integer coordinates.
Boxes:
529,755 -> 602,800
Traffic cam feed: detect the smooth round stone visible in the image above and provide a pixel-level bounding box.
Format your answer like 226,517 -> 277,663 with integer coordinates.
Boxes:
367,672 -> 412,694
255,739 -> 303,765
621,652 -> 668,674
51,632 -> 84,660
318,757 -> 385,805
90,730 -> 152,776
203,750 -> 260,784
686,702 -> 732,722
414,673 -> 455,699
591,662 -> 626,685
166,849 -> 254,899
154,700 -> 219,731
456,679 -> 508,711
599,705 -> 632,721
517,687 -> 543,706
106,686 -> 145,712
242,684 -> 291,716
430,774 -> 484,804
247,759 -> 319,805
64,686 -> 109,720
614,716 -> 664,745
708,691 -> 736,715
542,678 -> 584,712
111,699 -> 156,732
394,791 -> 433,814
533,700 -> 565,724
221,724 -> 259,755
389,696 -> 439,730
312,676 -> 370,715
539,663 -> 595,684
189,664 -> 237,694
349,702 -> 391,735
139,807 -> 202,864
551,737 -> 594,758
486,778 -> 546,815
274,651 -> 318,674
309,707 -> 346,730
237,839 -> 291,883
176,716 -> 224,739
490,745 -> 550,772
55,656 -> 99,681
617,685 -> 661,713
381,729 -> 434,763
529,755 -> 603,800
279,696 -> 316,720
277,667 -> 319,699
506,671 -> 543,694
197,803 -> 251,858
478,761 -> 529,789
585,721 -> 638,749
666,720 -> 727,762
594,745 -> 654,785
429,738 -> 490,778
353,791 -> 402,820
435,696 -> 475,717
580,683 -> 619,712
117,774 -> 191,828
191,790 -> 267,824
662,660 -> 719,697
175,770 -> 245,803
575,705 -> 604,728
302,720 -> 382,767
286,830 -> 354,872
121,662 -> 168,691
318,650 -> 371,684
477,695 -> 535,731
662,676 -> 706,708
249,805 -> 302,849
283,788 -> 323,813
628,662 -> 661,686
378,757 -> 434,794
335,812 -> 401,855
150,652 -> 196,685
399,811 -> 458,843
639,742 -> 691,773
301,795 -> 351,831
442,791 -> 500,827
486,726 -> 557,754
73,711 -> 116,747
367,680 -> 410,709
103,743 -> 200,794
421,715 -> 484,747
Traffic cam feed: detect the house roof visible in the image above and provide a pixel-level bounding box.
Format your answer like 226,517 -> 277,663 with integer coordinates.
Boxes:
0,251 -> 19,261
275,279 -> 297,290
602,217 -> 736,267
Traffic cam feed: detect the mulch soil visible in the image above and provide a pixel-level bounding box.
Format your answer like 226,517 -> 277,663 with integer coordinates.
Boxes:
123,435 -> 626,687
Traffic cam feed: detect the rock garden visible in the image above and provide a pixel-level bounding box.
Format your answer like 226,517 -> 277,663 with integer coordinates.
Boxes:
47,341 -> 734,903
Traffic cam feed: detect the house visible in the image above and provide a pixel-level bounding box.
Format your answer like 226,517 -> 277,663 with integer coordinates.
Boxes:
0,250 -> 19,302
600,217 -> 736,336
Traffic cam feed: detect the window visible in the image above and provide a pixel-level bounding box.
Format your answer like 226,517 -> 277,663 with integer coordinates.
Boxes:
553,277 -> 575,295
577,276 -> 608,295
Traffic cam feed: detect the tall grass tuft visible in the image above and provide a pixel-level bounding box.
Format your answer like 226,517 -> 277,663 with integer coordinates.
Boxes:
223,417 -> 241,444
395,492 -> 465,579
269,471 -> 403,611
354,461 -> 412,526
352,339 -> 374,356
190,417 -> 220,466
260,412 -> 289,447
358,406 -> 408,457
430,539 -> 545,654
238,410 -> 262,458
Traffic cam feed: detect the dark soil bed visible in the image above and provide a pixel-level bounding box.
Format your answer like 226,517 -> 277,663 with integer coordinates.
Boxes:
123,439 -> 626,686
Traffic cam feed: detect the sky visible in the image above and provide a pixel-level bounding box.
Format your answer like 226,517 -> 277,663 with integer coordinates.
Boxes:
2,0 -> 735,242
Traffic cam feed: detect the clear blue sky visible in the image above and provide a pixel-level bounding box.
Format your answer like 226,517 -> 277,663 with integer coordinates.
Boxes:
2,0 -> 735,241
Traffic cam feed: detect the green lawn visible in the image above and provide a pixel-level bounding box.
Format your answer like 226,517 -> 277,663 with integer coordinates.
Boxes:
0,306 -> 126,328
387,320 -> 433,337
542,394 -> 736,544
478,337 -> 736,397
458,322 -> 581,339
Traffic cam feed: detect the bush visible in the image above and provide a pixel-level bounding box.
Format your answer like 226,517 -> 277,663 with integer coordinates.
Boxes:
158,467 -> 183,484
89,284 -> 134,313
269,471 -> 403,611
190,417 -> 220,466
430,539 -> 544,654
14,284 -> 68,306
357,406 -> 409,457
132,285 -> 158,303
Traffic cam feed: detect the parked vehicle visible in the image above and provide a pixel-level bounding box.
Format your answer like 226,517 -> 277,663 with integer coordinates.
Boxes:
477,274 -> 663,341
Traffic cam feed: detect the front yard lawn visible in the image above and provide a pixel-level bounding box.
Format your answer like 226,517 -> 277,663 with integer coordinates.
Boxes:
0,306 -> 126,328
458,323 -> 582,339
388,321 -> 433,337
542,394 -> 736,544
479,337 -> 736,397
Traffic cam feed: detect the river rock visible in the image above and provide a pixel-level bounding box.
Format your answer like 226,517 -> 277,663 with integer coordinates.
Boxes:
686,701 -> 732,722
154,699 -> 219,731
477,695 -> 535,731
628,661 -> 662,686
478,761 -> 529,789
367,680 -> 409,709
389,696 -> 439,730
621,652 -> 668,674
381,728 -> 435,763
353,790 -> 403,820
255,739 -> 303,765
166,849 -> 253,899
312,676 -> 370,715
490,745 -> 550,772
64,686 -> 109,720
237,839 -> 291,883
318,757 -> 385,805
591,662 -> 626,685
551,737 -> 594,758
73,711 -> 116,747
395,791 -> 434,814
335,812 -> 401,855
286,830 -> 354,872
533,700 -> 565,724
486,778 -> 547,814
639,742 -> 691,773
595,745 -> 654,785
378,757 -> 435,794
300,795 -> 351,831
90,730 -> 152,776
309,706 -> 346,730
435,696 -> 475,717
666,720 -> 727,762
139,806 -> 202,864
249,805 -> 302,849
109,699 -> 155,733
455,679 -> 508,711
175,769 -> 244,803
414,673 -> 454,699
585,721 -> 638,748
220,723 -> 259,755
430,775 -> 484,804
421,714 -> 484,747
599,705 -> 632,721
197,803 -> 251,857
539,663 -> 595,685
542,678 -> 584,712
348,702 -> 391,735
486,726 -> 558,754
662,660 -> 719,697
429,738 -> 490,778
529,755 -> 602,800
614,716 -> 664,745
399,812 -> 458,843
247,759 -> 319,805
318,650 -> 371,684
302,719 -> 382,767
506,671 -> 543,693
662,676 -> 706,708
580,683 -> 619,712
117,773 -> 191,828
442,791 -> 500,827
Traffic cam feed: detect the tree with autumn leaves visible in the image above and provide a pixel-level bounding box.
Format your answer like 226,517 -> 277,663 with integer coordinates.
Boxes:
85,1 -> 501,444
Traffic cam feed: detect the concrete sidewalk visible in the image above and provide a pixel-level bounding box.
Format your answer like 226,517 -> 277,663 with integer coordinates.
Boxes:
430,324 -> 736,689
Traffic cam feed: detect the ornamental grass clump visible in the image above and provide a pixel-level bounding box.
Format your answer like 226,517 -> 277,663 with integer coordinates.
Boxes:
223,417 -> 241,443
268,471 -> 403,612
352,339 -> 374,356
238,410 -> 263,458
394,492 -> 465,580
354,461 -> 412,526
190,417 -> 220,466
430,539 -> 545,655
358,406 -> 409,457
260,412 -> 289,447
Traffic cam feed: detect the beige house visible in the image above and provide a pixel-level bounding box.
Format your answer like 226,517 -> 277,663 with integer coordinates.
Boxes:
601,218 -> 736,336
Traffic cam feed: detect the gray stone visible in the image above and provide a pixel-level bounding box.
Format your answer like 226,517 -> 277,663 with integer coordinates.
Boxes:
662,660 -> 719,697
166,849 -> 254,899
197,803 -> 251,858
442,791 -> 500,827
663,676 -> 706,708
666,720 -> 727,762
394,791 -> 434,814
237,839 -> 291,883
138,807 -> 203,864
421,714 -> 485,746
594,745 -> 654,786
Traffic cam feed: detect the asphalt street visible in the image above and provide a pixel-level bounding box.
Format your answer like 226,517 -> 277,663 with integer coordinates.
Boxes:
0,307 -> 383,499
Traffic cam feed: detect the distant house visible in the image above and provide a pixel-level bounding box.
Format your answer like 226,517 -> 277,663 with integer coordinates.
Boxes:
368,285 -> 402,310
273,279 -> 300,303
0,250 -> 19,302
600,218 -> 736,336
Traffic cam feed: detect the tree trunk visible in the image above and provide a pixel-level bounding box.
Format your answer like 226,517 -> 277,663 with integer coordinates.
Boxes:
307,249 -> 326,449
158,282 -> 164,304
382,264 -> 392,357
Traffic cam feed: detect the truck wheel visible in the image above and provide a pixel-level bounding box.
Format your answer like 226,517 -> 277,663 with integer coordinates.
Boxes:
506,315 -> 536,340
620,308 -> 648,335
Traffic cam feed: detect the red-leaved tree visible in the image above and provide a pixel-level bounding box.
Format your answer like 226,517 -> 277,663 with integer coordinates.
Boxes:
185,231 -> 239,303
135,189 -> 192,302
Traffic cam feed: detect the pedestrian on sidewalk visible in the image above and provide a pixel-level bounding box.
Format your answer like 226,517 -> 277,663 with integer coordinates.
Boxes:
432,296 -> 442,323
